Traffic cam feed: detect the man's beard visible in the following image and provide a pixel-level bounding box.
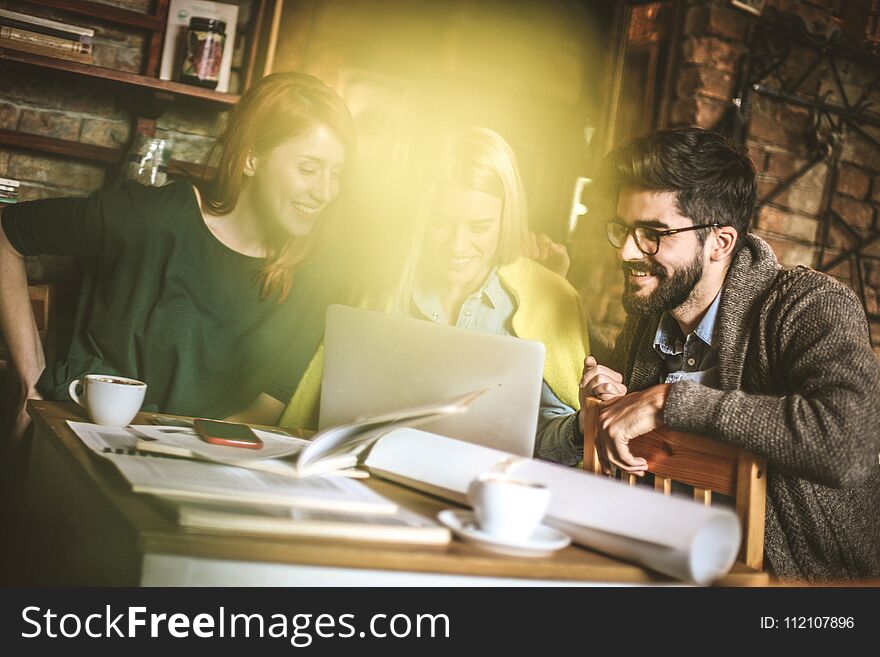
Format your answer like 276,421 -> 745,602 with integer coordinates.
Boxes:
621,255 -> 703,316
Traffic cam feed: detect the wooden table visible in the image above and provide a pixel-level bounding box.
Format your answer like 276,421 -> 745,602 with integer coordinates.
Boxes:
14,400 -> 768,586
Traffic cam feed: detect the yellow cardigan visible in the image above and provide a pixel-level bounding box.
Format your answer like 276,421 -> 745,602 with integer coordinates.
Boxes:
279,257 -> 589,430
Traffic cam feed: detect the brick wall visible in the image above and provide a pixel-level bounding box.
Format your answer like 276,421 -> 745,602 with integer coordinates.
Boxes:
580,0 -> 880,358
0,0 -> 245,206
1,67 -> 125,201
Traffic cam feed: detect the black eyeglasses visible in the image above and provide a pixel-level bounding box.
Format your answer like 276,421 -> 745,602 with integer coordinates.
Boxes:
605,221 -> 722,256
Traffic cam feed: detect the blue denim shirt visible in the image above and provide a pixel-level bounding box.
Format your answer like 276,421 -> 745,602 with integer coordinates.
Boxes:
412,270 -> 574,458
653,292 -> 722,387
412,269 -> 514,333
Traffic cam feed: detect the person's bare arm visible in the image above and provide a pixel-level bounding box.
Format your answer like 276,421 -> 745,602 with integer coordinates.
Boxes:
0,209 -> 45,444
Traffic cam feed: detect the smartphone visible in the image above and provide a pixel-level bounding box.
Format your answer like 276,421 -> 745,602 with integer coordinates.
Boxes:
193,418 -> 263,450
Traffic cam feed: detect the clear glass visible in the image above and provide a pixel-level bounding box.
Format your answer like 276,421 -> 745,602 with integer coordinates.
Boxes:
123,135 -> 173,186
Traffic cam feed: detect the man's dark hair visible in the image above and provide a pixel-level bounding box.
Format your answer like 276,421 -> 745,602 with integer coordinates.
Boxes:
604,128 -> 757,252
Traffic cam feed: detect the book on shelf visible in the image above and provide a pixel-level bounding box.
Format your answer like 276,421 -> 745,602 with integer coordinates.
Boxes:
1,25 -> 92,54
0,177 -> 20,204
0,8 -> 95,39
0,35 -> 93,64
0,15 -> 92,43
170,500 -> 451,546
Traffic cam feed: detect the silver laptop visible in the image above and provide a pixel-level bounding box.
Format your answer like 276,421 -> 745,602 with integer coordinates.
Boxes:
320,304 -> 546,456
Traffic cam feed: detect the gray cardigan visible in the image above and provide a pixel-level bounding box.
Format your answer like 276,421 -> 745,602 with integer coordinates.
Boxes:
610,234 -> 880,582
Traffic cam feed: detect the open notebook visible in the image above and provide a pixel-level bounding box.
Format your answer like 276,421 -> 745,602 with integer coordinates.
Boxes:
69,422 -> 451,544
69,421 -> 396,514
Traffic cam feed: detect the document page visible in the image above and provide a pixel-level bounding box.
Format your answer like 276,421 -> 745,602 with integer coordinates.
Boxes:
102,452 -> 396,513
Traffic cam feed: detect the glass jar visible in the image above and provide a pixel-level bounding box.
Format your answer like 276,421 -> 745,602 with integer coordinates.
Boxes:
179,17 -> 226,89
123,135 -> 173,187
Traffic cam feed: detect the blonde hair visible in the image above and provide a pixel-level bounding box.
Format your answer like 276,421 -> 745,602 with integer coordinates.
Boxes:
202,72 -> 356,302
383,127 -> 528,312
434,127 -> 528,263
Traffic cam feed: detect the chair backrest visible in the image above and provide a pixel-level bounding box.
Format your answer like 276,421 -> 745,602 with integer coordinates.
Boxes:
0,284 -> 57,437
28,283 -> 57,367
581,398 -> 767,571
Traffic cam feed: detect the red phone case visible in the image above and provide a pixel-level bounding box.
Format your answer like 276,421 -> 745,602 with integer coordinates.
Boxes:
202,434 -> 263,449
195,420 -> 263,450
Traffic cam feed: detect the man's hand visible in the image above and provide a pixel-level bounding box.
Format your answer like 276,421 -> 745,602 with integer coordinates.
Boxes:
593,384 -> 670,476
580,355 -> 627,403
527,232 -> 571,278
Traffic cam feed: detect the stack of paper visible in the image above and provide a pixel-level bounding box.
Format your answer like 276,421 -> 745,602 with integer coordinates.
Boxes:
67,421 -> 450,546
172,502 -> 451,545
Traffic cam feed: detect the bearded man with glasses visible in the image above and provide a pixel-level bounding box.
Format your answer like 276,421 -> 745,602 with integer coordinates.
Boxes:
536,127 -> 880,582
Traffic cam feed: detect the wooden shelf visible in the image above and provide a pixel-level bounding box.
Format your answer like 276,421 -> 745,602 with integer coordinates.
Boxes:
0,48 -> 240,105
0,1 -> 277,179
32,0 -> 167,32
0,128 -> 214,180
0,127 -> 119,164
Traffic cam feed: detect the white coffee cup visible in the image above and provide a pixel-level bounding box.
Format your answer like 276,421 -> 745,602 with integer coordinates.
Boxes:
467,473 -> 551,541
68,374 -> 147,426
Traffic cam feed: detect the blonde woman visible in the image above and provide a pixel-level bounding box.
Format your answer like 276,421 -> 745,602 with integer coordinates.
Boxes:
396,127 -> 589,461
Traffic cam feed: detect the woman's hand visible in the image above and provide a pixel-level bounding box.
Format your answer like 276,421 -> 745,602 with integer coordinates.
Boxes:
527,232 -> 571,278
579,355 -> 627,403
12,384 -> 43,448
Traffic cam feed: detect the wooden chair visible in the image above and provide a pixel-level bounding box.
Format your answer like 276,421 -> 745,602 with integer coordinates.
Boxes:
581,399 -> 767,571
28,283 -> 57,367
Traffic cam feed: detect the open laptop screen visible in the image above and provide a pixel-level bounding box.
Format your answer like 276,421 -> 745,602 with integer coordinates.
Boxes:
319,305 -> 546,457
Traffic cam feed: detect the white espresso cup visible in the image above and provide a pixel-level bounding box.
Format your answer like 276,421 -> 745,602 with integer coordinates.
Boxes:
68,374 -> 147,426
467,473 -> 551,542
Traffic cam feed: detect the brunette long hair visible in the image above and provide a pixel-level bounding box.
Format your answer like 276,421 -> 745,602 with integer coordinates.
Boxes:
202,72 -> 356,301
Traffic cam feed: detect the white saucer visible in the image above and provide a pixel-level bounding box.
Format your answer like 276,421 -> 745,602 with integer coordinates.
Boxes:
437,509 -> 571,558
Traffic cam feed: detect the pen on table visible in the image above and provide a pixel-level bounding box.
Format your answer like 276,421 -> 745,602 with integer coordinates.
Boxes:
149,414 -> 298,438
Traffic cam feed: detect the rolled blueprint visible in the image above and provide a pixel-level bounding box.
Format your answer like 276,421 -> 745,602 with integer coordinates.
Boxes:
366,429 -> 741,585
